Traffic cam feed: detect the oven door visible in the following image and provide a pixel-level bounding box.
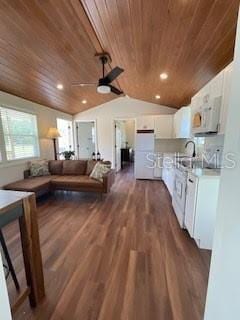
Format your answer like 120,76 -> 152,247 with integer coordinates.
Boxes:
172,168 -> 187,227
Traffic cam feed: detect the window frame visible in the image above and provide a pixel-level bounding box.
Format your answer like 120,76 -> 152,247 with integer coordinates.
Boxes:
0,104 -> 40,167
56,118 -> 74,157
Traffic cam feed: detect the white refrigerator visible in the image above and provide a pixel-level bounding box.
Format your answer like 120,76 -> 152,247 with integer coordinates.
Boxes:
135,132 -> 155,179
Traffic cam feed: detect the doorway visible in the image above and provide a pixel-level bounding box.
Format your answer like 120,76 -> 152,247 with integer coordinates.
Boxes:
76,121 -> 96,159
114,119 -> 135,172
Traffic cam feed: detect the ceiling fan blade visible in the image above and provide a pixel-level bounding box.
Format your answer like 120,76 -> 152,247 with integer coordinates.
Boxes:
72,82 -> 97,87
109,85 -> 123,95
103,66 -> 124,83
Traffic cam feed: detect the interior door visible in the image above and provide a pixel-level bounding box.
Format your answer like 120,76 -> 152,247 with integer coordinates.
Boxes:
115,123 -> 122,172
76,122 -> 95,159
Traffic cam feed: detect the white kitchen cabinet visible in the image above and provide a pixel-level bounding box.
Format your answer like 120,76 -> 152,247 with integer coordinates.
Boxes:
154,115 -> 173,139
136,116 -> 154,130
162,154 -> 175,196
153,153 -> 163,179
184,172 -> 220,250
185,174 -> 198,237
219,63 -> 233,135
190,63 -> 233,136
174,106 -> 191,138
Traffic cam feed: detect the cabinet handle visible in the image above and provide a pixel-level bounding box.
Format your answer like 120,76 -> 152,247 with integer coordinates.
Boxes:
188,179 -> 194,183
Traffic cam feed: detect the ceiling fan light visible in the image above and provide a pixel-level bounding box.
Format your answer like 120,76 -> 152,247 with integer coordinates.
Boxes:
97,85 -> 111,94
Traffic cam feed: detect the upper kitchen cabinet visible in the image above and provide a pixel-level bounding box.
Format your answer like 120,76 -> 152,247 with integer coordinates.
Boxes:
136,116 -> 155,130
219,63 -> 233,135
154,115 -> 173,139
190,62 -> 233,136
174,106 -> 191,138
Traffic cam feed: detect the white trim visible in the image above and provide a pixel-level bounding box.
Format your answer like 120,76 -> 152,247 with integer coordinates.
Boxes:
74,120 -> 98,159
0,106 -> 40,164
0,156 -> 41,169
113,118 -> 136,170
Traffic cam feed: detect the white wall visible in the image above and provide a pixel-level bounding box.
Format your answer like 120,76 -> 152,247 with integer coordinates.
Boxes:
0,91 -> 72,187
125,120 -> 135,149
204,7 -> 240,320
0,253 -> 12,320
74,97 -> 176,166
155,139 -> 186,153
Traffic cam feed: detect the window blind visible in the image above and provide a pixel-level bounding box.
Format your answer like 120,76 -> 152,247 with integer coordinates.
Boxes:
0,106 -> 40,161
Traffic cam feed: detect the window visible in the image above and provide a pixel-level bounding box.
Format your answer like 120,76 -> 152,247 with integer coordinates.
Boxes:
57,118 -> 73,155
0,106 -> 40,162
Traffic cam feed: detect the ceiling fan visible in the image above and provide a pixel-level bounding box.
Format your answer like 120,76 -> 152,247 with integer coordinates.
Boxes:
72,53 -> 124,95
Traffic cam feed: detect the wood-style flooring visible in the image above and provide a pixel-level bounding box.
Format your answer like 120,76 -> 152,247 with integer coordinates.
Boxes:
4,166 -> 211,320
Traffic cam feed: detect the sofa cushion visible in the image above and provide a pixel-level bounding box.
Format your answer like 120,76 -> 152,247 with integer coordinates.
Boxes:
51,175 -> 103,190
4,176 -> 59,193
29,159 -> 50,177
62,160 -> 87,175
49,160 -> 63,175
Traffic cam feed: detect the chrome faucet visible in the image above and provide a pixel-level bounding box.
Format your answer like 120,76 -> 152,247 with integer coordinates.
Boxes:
185,141 -> 196,158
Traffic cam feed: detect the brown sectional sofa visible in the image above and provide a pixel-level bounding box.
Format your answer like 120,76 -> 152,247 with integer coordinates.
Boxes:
4,160 -> 115,198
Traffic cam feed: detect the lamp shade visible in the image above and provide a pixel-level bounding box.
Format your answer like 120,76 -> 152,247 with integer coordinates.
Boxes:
46,127 -> 61,139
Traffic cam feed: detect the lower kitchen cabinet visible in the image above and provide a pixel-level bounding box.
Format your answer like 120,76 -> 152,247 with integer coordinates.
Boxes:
185,172 -> 220,250
162,154 -> 175,196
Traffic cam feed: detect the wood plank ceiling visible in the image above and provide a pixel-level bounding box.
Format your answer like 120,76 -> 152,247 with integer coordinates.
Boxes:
0,0 -> 116,115
0,0 -> 239,114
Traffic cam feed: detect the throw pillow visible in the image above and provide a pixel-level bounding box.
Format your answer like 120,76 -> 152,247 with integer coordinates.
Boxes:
90,162 -> 111,182
29,160 -> 50,177
86,160 -> 112,175
86,160 -> 97,175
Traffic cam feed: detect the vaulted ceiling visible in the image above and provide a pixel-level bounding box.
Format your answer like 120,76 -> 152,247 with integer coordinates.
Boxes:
0,0 -> 239,114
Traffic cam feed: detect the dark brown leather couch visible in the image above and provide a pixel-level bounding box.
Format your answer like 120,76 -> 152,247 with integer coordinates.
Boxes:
4,160 -> 115,198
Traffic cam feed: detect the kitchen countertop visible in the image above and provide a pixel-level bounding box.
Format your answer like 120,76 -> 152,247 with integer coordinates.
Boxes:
175,160 -> 221,178
163,152 -> 190,158
190,167 -> 221,178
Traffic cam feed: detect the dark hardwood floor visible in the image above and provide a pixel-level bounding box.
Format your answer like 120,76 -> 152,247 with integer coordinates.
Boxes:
4,166 -> 211,320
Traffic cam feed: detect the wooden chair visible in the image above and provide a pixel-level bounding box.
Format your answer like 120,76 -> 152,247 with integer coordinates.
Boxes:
0,229 -> 20,290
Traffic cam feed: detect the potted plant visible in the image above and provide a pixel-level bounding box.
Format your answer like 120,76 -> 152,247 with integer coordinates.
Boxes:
61,150 -> 75,160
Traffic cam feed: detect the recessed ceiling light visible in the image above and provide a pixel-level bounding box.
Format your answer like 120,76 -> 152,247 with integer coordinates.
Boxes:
82,99 -> 87,104
155,95 -> 161,100
160,73 -> 168,80
56,83 -> 63,90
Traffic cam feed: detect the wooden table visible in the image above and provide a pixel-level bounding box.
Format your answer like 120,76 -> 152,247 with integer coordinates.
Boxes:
0,190 -> 45,313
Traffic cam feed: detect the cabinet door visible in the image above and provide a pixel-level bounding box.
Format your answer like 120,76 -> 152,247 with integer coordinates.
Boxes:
153,155 -> 162,178
162,166 -> 167,183
180,106 -> 191,138
173,109 -> 181,138
154,115 -> 173,139
185,174 -> 198,237
219,64 -> 233,134
136,116 -> 154,130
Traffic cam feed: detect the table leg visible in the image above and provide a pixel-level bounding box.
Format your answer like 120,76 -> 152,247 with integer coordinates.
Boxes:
18,194 -> 45,307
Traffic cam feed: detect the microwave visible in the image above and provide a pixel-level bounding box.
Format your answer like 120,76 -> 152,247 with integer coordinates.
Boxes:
192,96 -> 221,135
